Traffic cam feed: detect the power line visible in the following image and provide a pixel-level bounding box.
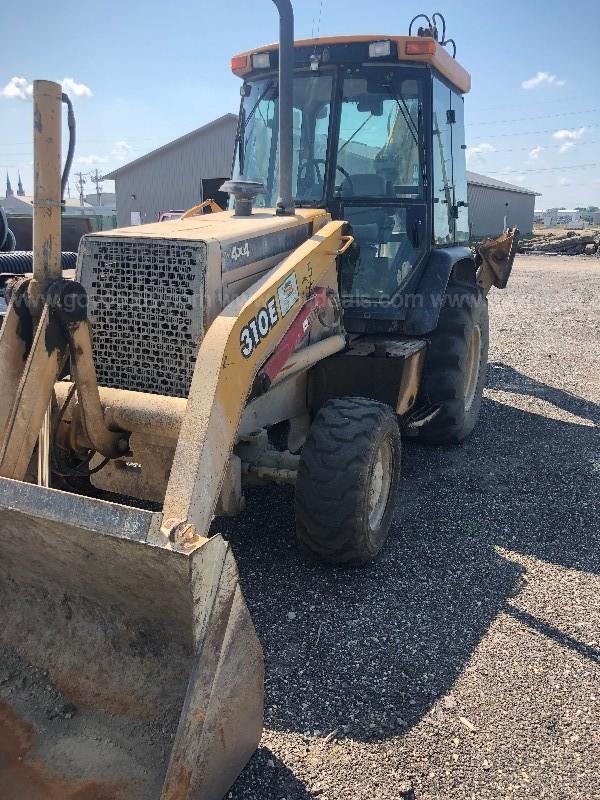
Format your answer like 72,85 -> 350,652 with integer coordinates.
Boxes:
473,95 -> 593,112
470,123 -> 600,139
467,140 -> 598,155
533,182 -> 600,189
487,163 -> 599,175
312,0 -> 325,40
75,171 -> 87,206
469,108 -> 600,126
89,168 -> 104,206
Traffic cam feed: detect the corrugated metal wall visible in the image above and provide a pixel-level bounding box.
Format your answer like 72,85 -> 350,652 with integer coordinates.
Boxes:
114,117 -> 237,226
467,183 -> 535,238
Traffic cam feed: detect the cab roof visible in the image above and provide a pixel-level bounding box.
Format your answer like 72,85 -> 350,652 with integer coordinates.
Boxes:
231,34 -> 470,94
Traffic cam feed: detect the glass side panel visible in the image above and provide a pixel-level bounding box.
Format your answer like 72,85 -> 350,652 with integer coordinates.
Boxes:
451,91 -> 470,243
232,74 -> 334,207
335,74 -> 424,199
340,205 -> 425,302
432,78 -> 453,245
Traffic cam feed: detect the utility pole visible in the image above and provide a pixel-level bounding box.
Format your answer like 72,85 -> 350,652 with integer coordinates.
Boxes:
75,171 -> 87,206
90,168 -> 104,207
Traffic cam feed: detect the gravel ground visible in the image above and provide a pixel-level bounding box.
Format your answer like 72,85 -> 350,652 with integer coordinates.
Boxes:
0,255 -> 597,800
220,255 -> 600,800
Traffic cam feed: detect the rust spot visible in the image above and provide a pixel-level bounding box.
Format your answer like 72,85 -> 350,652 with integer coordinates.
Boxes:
0,700 -> 35,758
50,673 -> 160,721
0,701 -> 133,800
161,764 -> 192,800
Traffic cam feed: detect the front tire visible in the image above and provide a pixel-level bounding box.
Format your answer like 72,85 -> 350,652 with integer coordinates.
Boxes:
295,397 -> 401,565
417,281 -> 489,444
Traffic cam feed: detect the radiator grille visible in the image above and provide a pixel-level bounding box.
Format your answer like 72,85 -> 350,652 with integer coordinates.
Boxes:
79,237 -> 207,397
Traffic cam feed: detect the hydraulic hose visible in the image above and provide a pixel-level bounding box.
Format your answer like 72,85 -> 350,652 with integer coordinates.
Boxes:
61,92 -> 76,203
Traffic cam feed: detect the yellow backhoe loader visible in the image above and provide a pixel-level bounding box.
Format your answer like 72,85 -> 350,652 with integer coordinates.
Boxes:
0,4 -> 518,798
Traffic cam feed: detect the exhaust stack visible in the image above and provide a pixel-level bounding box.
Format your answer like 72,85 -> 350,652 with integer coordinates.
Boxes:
272,0 -> 295,216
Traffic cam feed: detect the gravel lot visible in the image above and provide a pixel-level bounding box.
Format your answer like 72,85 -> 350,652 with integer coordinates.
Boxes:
222,255 -> 600,800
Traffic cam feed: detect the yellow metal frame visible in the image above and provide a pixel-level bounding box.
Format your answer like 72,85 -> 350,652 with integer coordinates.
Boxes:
162,218 -> 345,535
33,80 -> 63,282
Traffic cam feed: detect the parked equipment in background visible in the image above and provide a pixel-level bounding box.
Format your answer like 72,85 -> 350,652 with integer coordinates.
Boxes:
0,6 -> 518,799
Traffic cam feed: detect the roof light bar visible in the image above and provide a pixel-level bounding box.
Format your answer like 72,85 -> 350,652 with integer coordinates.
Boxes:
251,52 -> 271,69
405,39 -> 437,56
231,55 -> 249,74
369,40 -> 391,58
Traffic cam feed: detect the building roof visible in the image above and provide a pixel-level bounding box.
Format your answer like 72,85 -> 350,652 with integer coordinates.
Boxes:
105,114 -> 237,180
466,170 -> 539,196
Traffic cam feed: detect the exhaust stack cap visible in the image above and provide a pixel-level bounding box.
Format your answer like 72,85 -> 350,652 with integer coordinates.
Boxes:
220,179 -> 265,217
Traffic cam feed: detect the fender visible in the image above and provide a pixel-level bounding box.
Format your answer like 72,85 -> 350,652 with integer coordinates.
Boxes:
403,246 -> 474,335
342,246 -> 474,336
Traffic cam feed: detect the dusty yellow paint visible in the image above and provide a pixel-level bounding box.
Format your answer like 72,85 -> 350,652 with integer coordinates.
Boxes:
90,206 -> 329,244
162,218 -> 345,535
33,80 -> 62,283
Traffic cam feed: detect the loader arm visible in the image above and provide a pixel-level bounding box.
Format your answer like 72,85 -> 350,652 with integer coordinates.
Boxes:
162,220 -> 346,539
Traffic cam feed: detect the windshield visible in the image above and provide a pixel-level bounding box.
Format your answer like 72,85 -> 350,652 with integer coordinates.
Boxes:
231,69 -> 424,208
232,73 -> 334,207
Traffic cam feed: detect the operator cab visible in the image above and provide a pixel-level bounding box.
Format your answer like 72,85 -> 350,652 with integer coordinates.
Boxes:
231,26 -> 471,328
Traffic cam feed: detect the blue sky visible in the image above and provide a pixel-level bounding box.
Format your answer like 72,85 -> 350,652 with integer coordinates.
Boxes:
2,0 -> 599,209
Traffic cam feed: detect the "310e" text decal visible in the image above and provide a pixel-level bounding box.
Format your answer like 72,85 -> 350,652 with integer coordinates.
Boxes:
240,297 -> 279,358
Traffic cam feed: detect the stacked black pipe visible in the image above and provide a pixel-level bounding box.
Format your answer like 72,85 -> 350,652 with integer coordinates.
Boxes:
0,250 -> 78,274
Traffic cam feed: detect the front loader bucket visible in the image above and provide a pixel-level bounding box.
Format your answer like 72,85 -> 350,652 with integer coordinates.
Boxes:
0,478 -> 263,800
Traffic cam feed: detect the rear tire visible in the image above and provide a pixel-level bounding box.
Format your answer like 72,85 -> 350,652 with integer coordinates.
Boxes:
417,281 -> 489,444
295,397 -> 401,565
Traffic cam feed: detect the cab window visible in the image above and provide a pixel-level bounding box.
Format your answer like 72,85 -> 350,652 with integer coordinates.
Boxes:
232,73 -> 334,207
335,74 -> 423,199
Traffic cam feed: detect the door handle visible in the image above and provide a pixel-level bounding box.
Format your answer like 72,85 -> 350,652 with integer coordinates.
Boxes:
411,220 -> 422,248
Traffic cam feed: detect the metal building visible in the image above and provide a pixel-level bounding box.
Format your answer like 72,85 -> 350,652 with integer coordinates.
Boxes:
106,116 -> 538,237
106,114 -> 237,227
467,170 -> 539,238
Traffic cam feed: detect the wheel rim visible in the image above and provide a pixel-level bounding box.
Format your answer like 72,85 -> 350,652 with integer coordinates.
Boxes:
464,324 -> 482,412
368,439 -> 393,530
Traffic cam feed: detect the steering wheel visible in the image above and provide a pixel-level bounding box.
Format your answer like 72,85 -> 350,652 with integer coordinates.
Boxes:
298,159 -> 354,196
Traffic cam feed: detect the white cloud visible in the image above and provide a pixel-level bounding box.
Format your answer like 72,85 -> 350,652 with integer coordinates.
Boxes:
77,155 -> 108,166
522,71 -> 566,89
559,141 -> 575,154
61,78 -> 92,98
466,142 -> 496,165
1,76 -> 92,100
529,146 -> 543,160
553,127 -> 586,141
111,140 -> 133,161
1,77 -> 33,100
553,127 -> 585,154
558,176 -> 572,186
